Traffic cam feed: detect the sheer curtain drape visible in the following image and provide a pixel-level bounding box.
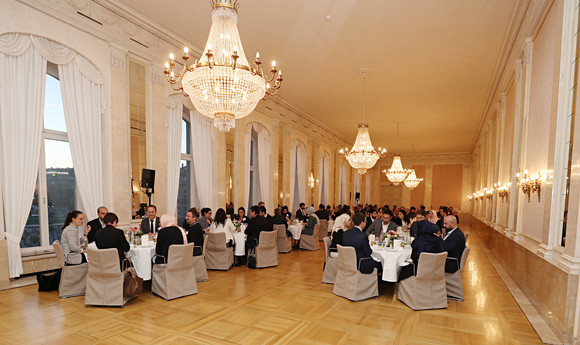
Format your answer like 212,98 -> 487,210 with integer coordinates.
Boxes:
244,123 -> 271,209
289,140 -> 306,212
191,110 -> 215,211
166,95 -> 182,216
0,33 -> 103,277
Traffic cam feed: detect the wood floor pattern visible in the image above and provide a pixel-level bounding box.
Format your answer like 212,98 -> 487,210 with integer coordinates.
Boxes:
0,224 -> 543,345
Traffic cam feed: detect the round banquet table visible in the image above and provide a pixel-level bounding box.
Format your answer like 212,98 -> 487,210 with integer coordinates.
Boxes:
127,245 -> 155,280
288,224 -> 303,240
371,246 -> 412,282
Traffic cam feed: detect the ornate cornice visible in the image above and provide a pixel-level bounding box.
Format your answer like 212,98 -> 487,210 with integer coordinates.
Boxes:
109,44 -> 127,69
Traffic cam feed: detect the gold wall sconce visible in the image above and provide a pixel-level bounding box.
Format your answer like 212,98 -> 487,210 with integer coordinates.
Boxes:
517,170 -> 546,202
495,182 -> 511,202
484,188 -> 494,200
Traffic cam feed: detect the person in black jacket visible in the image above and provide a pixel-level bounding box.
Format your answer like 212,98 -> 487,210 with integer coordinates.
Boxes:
94,213 -> 130,270
155,214 -> 187,264
86,206 -> 108,243
399,219 -> 444,281
442,215 -> 466,273
184,207 -> 204,256
271,208 -> 291,237
245,205 -> 271,250
342,212 -> 381,274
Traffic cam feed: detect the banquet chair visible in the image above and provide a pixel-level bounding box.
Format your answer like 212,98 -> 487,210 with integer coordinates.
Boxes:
465,233 -> 470,242
255,231 -> 278,268
318,219 -> 328,241
333,245 -> 378,301
85,247 -> 132,307
275,224 -> 292,253
193,234 -> 209,281
204,232 -> 234,270
445,246 -> 471,301
300,223 -> 320,251
152,243 -> 198,300
52,240 -> 88,298
321,237 -> 337,284
397,252 -> 448,310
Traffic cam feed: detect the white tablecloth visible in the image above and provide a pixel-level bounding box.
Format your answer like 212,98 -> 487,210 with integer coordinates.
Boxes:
288,224 -> 303,240
371,247 -> 412,282
127,245 -> 155,280
233,231 -> 247,256
327,220 -> 334,233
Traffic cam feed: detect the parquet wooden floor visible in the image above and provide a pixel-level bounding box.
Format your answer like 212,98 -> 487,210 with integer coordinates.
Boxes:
0,224 -> 543,345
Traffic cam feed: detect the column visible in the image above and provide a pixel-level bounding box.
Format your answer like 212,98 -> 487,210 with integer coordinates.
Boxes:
271,119 -> 280,208
491,96 -> 504,226
424,164 -> 433,208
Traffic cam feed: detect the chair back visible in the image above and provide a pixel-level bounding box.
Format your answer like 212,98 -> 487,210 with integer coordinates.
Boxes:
202,234 -> 208,257
52,240 -> 66,269
313,223 -> 320,238
206,232 -> 227,251
416,252 -> 447,281
336,245 -> 357,276
323,237 -> 332,261
167,243 -> 195,271
274,224 -> 286,239
459,246 -> 470,272
86,247 -> 121,277
318,220 -> 328,241
464,233 -> 470,242
258,231 -> 277,249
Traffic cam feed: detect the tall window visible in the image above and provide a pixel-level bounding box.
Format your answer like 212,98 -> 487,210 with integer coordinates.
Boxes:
248,129 -> 261,209
177,107 -> 192,226
22,64 -> 76,252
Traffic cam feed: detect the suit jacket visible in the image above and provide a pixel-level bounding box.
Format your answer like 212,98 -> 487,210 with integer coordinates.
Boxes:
94,225 -> 130,270
410,221 -> 440,238
185,222 -> 204,256
295,209 -> 305,221
271,214 -> 288,229
245,215 -> 271,249
155,226 -> 185,264
410,221 -> 445,264
343,226 -> 376,274
315,210 -> 329,220
86,218 -> 105,243
366,219 -> 397,237
141,217 -> 161,234
443,227 -> 466,273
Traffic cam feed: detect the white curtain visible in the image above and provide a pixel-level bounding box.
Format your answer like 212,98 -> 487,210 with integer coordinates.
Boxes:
244,128 -> 252,208
340,162 -> 347,204
289,140 -> 306,212
0,40 -> 47,278
165,95 -> 182,216
318,155 -> 323,206
323,153 -> 330,205
191,110 -> 214,211
257,128 -> 271,209
59,59 -> 104,218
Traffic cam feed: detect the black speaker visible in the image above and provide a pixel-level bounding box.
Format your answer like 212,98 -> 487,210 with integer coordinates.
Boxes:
355,192 -> 360,200
141,169 -> 156,192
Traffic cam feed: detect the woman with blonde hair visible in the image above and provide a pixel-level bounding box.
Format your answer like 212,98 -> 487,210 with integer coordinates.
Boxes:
155,214 -> 187,264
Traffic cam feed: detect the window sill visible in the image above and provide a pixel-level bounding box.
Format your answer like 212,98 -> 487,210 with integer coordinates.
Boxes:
21,249 -> 55,259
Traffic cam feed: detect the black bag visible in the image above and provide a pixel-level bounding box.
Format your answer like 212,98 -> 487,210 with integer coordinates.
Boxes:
37,269 -> 62,291
247,248 -> 256,269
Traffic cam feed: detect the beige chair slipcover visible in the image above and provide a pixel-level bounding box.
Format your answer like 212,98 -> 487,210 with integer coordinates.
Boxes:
52,240 -> 88,298
193,234 -> 209,281
397,252 -> 448,310
84,247 -> 132,307
275,224 -> 292,253
256,231 -> 278,268
322,237 -> 337,284
333,245 -> 378,301
318,219 -> 328,242
300,223 -> 320,251
152,243 -> 198,300
445,246 -> 471,301
204,232 -> 234,270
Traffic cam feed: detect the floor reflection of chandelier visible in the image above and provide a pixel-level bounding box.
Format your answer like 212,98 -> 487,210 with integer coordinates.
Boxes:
164,0 -> 282,131
403,168 -> 423,189
339,71 -> 386,174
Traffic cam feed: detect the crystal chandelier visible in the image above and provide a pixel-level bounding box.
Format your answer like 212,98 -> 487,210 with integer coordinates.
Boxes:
384,123 -> 410,184
339,71 -> 386,174
403,169 -> 423,190
164,0 -> 283,131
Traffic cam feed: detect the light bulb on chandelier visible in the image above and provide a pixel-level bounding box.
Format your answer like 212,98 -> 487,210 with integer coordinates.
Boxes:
384,122 -> 411,185
163,0 -> 283,132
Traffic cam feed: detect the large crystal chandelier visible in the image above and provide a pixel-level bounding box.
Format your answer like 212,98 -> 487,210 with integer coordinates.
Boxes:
164,0 -> 283,131
339,71 -> 386,174
383,123 -> 410,185
403,169 -> 423,190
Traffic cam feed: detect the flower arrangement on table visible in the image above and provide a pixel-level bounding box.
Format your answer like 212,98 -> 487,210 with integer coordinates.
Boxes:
380,230 -> 399,247
233,220 -> 242,232
129,225 -> 143,245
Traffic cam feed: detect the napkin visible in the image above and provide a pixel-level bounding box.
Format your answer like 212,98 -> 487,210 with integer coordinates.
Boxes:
141,235 -> 150,246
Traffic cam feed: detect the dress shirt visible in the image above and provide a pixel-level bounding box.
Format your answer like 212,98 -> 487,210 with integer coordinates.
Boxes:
443,227 -> 457,241
381,222 -> 392,233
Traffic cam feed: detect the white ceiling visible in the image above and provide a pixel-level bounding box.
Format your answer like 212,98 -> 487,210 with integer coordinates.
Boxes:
119,0 -> 517,154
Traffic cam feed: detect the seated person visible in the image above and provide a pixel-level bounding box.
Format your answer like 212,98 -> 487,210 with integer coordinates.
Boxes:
399,219 -> 444,281
281,205 -> 292,220
185,208 -> 204,256
410,209 -> 438,237
60,210 -> 88,265
94,213 -> 130,270
342,212 -> 382,274
245,205 -> 270,250
234,207 -> 248,223
271,208 -> 291,237
198,208 -> 212,231
442,215 -> 466,273
301,206 -> 319,236
366,211 -> 397,237
315,204 -> 329,220
210,208 -> 235,247
259,206 -> 274,231
155,214 -> 187,264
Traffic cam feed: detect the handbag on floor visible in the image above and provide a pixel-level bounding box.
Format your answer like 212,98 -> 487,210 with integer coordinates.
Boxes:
37,269 -> 61,291
122,258 -> 143,298
247,248 -> 256,269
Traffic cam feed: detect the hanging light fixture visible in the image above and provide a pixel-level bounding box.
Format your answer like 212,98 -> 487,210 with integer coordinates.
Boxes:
384,122 -> 410,185
403,169 -> 423,190
164,0 -> 283,132
339,70 -> 387,174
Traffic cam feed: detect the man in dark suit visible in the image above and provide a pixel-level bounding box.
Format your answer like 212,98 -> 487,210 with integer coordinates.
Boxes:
86,206 -> 108,243
315,204 -> 329,220
94,213 -> 130,270
245,205 -> 271,250
364,209 -> 378,232
442,215 -> 466,273
342,212 -> 381,274
259,205 -> 273,231
272,207 -> 291,237
140,205 -> 160,234
184,208 -> 204,256
295,203 -> 306,221
366,211 -> 397,237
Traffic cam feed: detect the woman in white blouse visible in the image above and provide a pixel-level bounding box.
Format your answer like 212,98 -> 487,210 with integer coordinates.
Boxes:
210,208 -> 235,247
60,210 -> 88,265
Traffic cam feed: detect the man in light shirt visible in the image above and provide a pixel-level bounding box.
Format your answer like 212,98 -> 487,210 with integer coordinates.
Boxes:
442,215 -> 466,273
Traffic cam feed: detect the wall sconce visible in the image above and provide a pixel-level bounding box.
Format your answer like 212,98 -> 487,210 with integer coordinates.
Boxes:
495,182 -> 510,202
485,188 -> 494,200
517,170 -> 546,202
308,172 -> 315,189
468,195 -> 473,202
